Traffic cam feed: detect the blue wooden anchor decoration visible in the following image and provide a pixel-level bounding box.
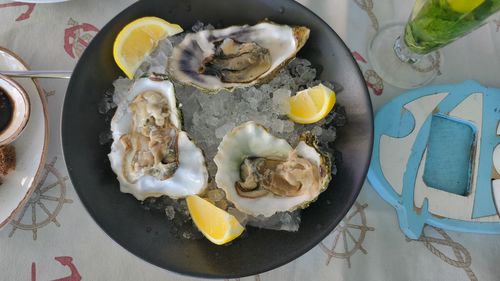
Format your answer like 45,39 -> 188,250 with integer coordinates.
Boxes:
368,81 -> 500,239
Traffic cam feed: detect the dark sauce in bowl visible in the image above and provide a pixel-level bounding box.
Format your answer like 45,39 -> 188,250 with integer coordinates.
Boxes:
0,88 -> 13,133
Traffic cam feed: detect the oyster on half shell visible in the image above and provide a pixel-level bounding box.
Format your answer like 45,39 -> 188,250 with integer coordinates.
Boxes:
214,122 -> 331,217
168,22 -> 310,91
108,77 -> 208,200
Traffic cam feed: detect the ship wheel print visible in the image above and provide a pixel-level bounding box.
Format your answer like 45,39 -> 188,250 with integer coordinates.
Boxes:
407,226 -> 477,281
9,157 -> 73,240
319,202 -> 374,268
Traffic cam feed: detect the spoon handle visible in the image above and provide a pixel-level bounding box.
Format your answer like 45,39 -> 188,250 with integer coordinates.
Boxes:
0,70 -> 72,79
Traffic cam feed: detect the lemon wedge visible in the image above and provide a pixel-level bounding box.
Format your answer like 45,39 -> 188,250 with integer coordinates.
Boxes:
113,16 -> 183,79
287,83 -> 336,124
447,0 -> 485,13
186,195 -> 245,245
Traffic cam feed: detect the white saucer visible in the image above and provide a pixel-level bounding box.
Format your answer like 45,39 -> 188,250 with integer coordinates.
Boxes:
0,47 -> 49,228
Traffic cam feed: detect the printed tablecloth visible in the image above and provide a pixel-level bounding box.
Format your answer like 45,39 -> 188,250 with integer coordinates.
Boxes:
0,0 -> 499,280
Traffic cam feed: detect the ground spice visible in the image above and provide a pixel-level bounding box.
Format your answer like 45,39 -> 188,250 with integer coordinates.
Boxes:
0,145 -> 16,184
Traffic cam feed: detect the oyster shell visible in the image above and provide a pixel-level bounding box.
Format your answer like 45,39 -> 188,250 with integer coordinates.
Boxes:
214,121 -> 331,217
108,77 -> 208,200
168,22 -> 310,91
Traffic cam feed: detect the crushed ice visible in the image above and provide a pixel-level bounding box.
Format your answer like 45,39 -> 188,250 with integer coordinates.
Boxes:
99,22 -> 346,236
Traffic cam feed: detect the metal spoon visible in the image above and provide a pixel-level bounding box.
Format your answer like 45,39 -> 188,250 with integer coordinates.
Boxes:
0,70 -> 72,79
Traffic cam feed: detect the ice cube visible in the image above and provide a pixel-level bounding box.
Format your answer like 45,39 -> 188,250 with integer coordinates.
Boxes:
311,126 -> 323,136
272,88 -> 291,115
246,211 -> 301,232
165,206 -> 175,220
98,131 -> 112,145
182,231 -> 193,239
207,189 -> 226,202
271,120 -> 286,134
321,128 -> 337,142
112,78 -> 133,105
191,21 -> 205,32
215,122 -> 235,139
228,207 -> 249,226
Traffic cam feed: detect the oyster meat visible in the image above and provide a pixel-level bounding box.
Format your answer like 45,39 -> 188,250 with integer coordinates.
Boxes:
235,150 -> 320,198
214,121 -> 331,217
168,22 -> 310,91
109,77 -> 208,200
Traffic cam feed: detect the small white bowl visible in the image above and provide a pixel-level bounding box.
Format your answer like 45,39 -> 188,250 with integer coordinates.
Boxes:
0,74 -> 30,146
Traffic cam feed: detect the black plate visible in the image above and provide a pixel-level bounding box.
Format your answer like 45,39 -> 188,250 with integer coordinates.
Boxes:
62,0 -> 373,278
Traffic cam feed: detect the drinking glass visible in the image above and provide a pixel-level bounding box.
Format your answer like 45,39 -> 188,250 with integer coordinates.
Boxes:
368,0 -> 500,89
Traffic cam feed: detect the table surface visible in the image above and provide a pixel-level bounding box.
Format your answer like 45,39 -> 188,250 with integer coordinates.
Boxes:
0,0 -> 499,280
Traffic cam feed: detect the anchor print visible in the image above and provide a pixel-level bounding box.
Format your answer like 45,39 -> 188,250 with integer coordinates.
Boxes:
352,51 -> 368,64
0,2 -> 35,22
31,256 -> 82,281
352,51 -> 384,96
319,202 -> 374,268
64,18 -> 99,59
9,157 -> 73,240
